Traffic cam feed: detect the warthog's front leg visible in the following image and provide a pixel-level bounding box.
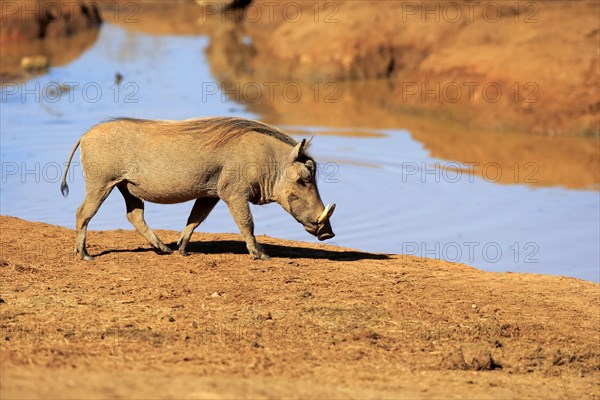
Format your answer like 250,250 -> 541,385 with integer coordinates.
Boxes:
223,196 -> 270,260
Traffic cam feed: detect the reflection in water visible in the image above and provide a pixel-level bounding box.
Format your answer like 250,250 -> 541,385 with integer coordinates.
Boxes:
205,34 -> 600,190
0,29 -> 100,82
262,84 -> 599,189
0,23 -> 598,282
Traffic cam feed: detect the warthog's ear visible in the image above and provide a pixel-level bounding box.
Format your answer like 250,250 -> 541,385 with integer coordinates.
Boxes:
298,159 -> 315,182
305,159 -> 315,175
290,139 -> 307,161
298,166 -> 312,181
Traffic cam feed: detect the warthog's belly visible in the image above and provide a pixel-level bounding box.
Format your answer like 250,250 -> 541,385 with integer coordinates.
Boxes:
126,181 -> 215,204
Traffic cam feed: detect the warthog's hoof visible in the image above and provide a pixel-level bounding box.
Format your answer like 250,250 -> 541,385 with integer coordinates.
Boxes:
179,249 -> 190,257
156,245 -> 173,254
250,252 -> 271,260
76,248 -> 95,261
249,243 -> 270,260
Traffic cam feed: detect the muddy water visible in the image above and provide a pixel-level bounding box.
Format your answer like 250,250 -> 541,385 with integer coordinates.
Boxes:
1,24 -> 598,282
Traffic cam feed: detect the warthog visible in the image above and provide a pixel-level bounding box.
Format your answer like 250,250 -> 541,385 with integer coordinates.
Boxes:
61,117 -> 336,260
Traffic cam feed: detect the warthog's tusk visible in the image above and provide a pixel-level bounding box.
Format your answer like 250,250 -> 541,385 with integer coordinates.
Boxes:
327,203 -> 336,220
317,203 -> 336,224
317,204 -> 330,224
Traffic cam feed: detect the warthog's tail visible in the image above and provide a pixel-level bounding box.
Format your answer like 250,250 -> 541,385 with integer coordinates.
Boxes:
61,138 -> 81,198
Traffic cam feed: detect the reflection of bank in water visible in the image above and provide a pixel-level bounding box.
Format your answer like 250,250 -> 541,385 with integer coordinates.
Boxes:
0,29 -> 100,83
187,1 -> 600,190
410,126 -> 600,190
1,0 -> 102,83
210,75 -> 599,190
181,3 -> 600,190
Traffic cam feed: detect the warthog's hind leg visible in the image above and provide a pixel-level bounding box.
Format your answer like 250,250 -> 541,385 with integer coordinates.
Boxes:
117,182 -> 172,254
75,184 -> 115,260
223,196 -> 270,260
177,197 -> 219,256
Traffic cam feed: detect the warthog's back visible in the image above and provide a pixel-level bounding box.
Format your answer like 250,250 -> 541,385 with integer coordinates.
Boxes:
81,117 -> 296,155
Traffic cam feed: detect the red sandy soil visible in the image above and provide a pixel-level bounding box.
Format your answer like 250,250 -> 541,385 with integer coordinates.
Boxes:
1,216 -> 599,398
2,0 -> 598,135
239,0 -> 600,136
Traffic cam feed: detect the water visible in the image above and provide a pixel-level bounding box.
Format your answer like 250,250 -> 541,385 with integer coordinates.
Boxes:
1,24 -> 598,282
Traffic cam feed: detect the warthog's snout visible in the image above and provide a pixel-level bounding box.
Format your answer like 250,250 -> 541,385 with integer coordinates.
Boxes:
317,219 -> 335,241
304,203 -> 336,241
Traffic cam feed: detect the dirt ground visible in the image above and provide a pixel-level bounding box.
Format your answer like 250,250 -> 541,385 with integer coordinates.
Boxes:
1,216 -> 599,399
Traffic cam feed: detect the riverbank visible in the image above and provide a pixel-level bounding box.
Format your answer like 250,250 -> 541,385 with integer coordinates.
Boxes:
1,216 -> 598,398
2,1 -> 598,137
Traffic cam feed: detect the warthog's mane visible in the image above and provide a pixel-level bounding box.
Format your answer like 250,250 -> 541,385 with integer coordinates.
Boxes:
108,117 -> 298,149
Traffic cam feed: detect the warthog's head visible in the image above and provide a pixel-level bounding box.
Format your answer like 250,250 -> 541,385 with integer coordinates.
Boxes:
275,138 -> 336,241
